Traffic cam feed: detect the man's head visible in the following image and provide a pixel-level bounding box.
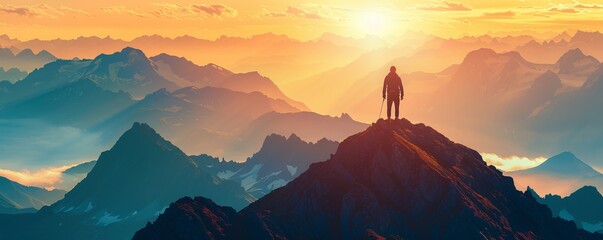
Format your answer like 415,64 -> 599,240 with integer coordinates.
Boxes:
390,66 -> 396,72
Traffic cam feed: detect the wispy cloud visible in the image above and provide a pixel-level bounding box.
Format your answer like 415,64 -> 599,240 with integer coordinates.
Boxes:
150,3 -> 237,19
417,1 -> 472,11
546,2 -> 603,14
479,11 -> 516,19
0,4 -> 88,18
101,6 -> 148,18
286,6 -> 323,19
192,4 -> 237,17
0,165 -> 72,190
548,7 -> 578,13
260,5 -> 337,20
481,153 -> 546,172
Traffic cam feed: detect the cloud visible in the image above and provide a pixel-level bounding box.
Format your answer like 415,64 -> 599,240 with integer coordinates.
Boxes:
150,3 -> 237,19
287,6 -> 323,19
575,3 -> 603,9
0,4 -> 88,18
548,7 -> 578,13
192,4 -> 237,17
0,165 -> 72,190
480,11 -> 516,19
546,2 -> 603,14
259,8 -> 288,18
0,5 -> 37,17
259,5 -> 335,20
418,1 -> 472,11
481,153 -> 546,172
101,6 -> 148,18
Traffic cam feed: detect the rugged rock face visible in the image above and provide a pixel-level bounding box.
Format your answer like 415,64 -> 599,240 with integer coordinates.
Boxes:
194,133 -> 338,199
135,119 -> 602,240
133,196 -> 237,240
529,186 -> 603,233
0,122 -> 253,240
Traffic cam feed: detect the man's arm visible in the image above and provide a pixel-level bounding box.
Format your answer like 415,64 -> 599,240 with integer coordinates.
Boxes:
398,76 -> 404,99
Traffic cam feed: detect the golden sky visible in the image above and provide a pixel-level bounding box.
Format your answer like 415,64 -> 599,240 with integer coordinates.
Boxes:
1,0 -> 603,41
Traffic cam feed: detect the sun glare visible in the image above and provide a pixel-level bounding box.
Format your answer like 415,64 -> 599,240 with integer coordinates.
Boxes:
357,11 -> 391,36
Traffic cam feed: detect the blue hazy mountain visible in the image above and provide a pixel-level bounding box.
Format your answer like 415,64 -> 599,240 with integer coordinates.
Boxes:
0,122 -> 254,240
93,87 -> 362,161
82,47 -> 178,97
0,47 -> 56,72
224,112 -> 367,160
0,176 -> 65,214
0,66 -> 27,82
528,186 -> 603,233
0,79 -> 136,128
0,47 -> 177,105
62,161 -> 97,175
57,161 -> 97,191
508,152 -> 603,196
193,133 -> 339,198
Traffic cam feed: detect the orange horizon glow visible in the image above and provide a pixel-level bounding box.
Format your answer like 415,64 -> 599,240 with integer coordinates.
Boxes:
1,0 -> 603,41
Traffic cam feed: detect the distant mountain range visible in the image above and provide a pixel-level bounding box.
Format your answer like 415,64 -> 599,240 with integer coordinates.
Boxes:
508,152 -> 603,196
0,47 -> 56,72
194,133 -> 339,198
529,186 -> 603,234
0,176 -> 65,214
314,45 -> 603,166
0,67 -> 27,83
0,47 -> 364,163
0,122 -> 254,240
134,119 -> 599,239
0,33 -> 386,86
516,31 -> 603,64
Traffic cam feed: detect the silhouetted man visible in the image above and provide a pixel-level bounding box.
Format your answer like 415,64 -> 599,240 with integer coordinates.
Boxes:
382,66 -> 404,120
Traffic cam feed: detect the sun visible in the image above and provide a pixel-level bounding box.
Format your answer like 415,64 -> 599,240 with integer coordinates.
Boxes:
356,11 -> 391,36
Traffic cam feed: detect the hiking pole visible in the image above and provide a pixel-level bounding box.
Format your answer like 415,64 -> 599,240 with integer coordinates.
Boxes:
378,98 -> 385,120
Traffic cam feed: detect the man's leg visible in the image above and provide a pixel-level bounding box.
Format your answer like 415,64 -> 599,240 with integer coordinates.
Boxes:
387,97 -> 393,119
394,97 -> 400,119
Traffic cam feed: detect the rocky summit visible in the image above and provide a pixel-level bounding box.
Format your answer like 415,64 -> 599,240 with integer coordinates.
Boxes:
135,119 -> 602,240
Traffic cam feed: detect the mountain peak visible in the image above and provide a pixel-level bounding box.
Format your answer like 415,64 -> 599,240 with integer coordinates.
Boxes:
464,48 -> 498,61
556,48 -> 599,74
138,118 -> 598,239
109,122 -> 176,154
570,185 -> 603,200
532,152 -> 601,177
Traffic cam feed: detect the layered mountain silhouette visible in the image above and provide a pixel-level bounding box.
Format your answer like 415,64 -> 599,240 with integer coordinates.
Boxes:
556,48 -> 600,75
0,177 -> 65,214
151,53 -> 308,110
225,112 -> 366,160
0,47 -> 56,72
0,79 -> 136,128
517,31 -> 603,64
57,161 -> 97,191
508,152 -> 603,196
326,46 -> 603,163
194,133 -> 339,198
0,66 -> 27,82
529,186 -> 603,233
0,123 -> 253,240
0,47 -> 362,163
93,86 -> 310,159
134,119 -> 600,239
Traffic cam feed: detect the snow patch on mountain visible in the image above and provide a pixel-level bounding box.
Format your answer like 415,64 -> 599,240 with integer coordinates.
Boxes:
286,165 -> 298,176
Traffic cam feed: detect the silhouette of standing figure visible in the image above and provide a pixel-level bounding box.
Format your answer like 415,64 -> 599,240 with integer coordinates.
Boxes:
382,66 -> 404,120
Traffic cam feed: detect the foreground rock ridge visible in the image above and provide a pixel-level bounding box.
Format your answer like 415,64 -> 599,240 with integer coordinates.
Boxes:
135,119 -> 602,240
